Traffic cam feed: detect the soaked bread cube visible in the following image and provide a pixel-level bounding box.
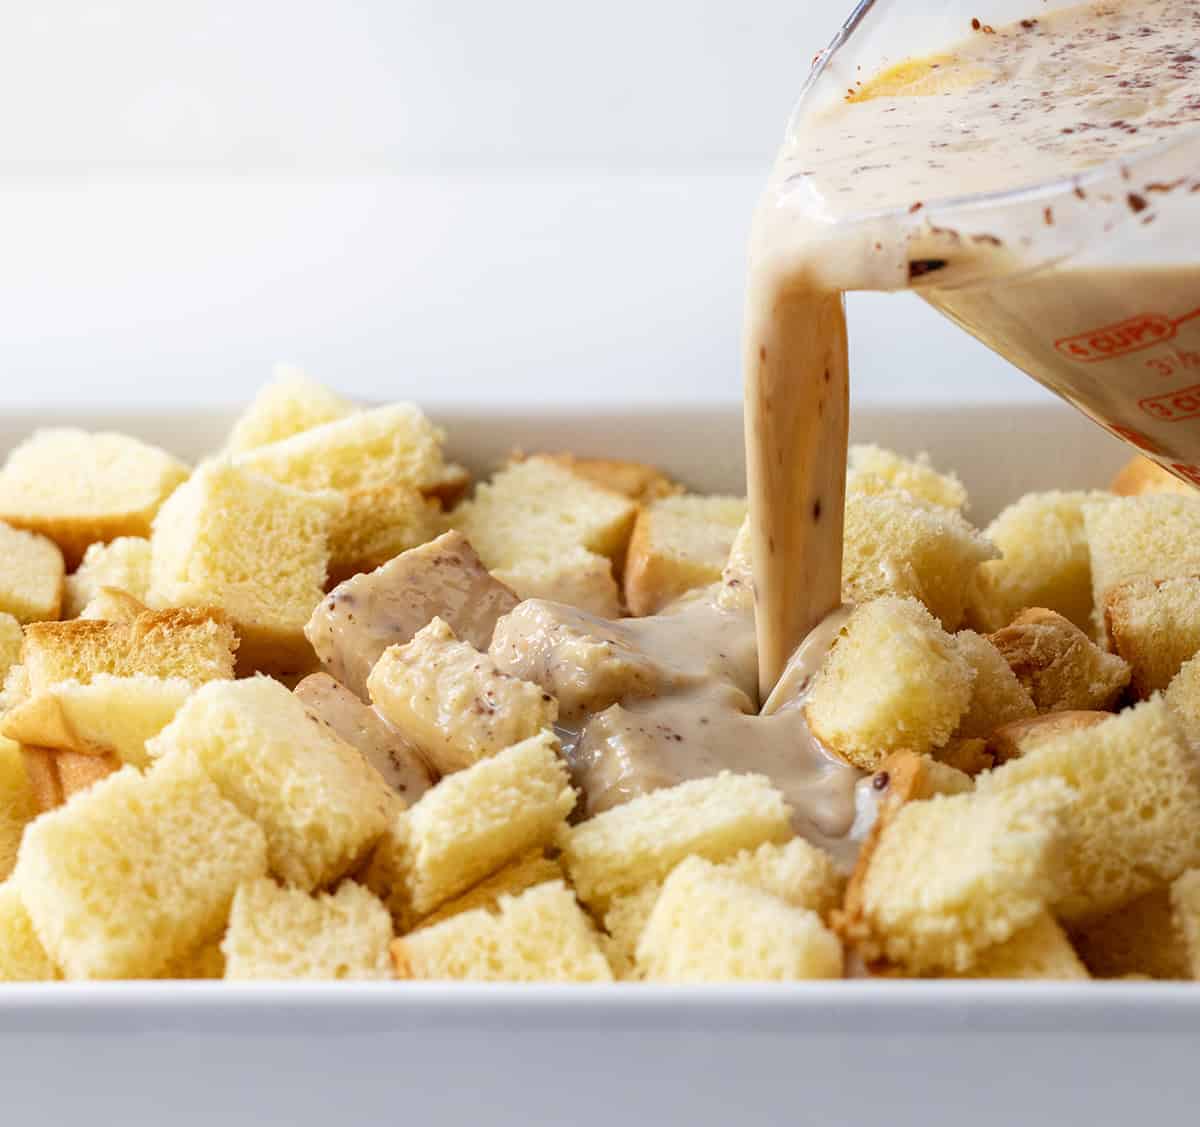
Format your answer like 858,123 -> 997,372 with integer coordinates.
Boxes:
838,780 -> 1071,973
0,429 -> 190,568
966,491 -> 1106,634
978,698 -> 1200,922
0,522 -> 64,623
953,913 -> 1088,980
0,738 -> 37,881
0,882 -> 59,981
149,461 -> 340,674
805,597 -> 974,770
411,851 -> 563,932
393,880 -> 612,983
561,771 -> 792,911
23,609 -> 237,692
14,754 -> 267,979
842,491 -> 996,630
226,367 -> 355,454
1,674 -> 193,768
989,608 -> 1130,713
952,630 -> 1036,740
846,445 -> 967,510
1071,888 -> 1191,979
624,495 -> 747,616
1170,869 -> 1200,980
63,537 -> 151,619
533,453 -> 682,504
986,710 -> 1109,765
221,878 -> 393,981
306,531 -> 519,700
635,857 -> 843,983
368,617 -> 557,775
1111,455 -> 1196,497
716,517 -> 754,612
1104,575 -> 1200,696
147,677 -> 393,890
365,731 -> 574,927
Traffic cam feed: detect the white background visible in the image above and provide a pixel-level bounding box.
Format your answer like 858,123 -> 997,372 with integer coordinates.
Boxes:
0,1 -> 1051,409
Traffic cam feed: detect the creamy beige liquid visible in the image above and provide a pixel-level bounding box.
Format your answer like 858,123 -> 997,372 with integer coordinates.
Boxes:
748,0 -> 1200,688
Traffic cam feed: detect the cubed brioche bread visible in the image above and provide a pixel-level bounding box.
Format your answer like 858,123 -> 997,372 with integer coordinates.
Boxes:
846,445 -> 967,510
842,491 -> 996,630
532,453 -> 682,504
147,677 -> 392,890
22,609 -> 236,692
368,618 -> 557,776
158,938 -> 226,981
0,429 -> 189,567
966,491 -> 1107,634
978,698 -> 1200,922
365,731 -> 573,926
1071,888 -> 1192,979
56,750 -> 120,803
393,880 -> 612,983
953,912 -> 1088,980
0,522 -> 64,623
989,608 -> 1131,712
600,883 -> 663,979
1104,575 -> 1200,696
148,460 -> 340,674
324,485 -> 443,584
411,851 -> 563,932
0,613 -> 22,687
80,587 -> 149,623
716,517 -> 754,612
1170,869 -> 1200,980
19,747 -> 61,814
422,462 -> 472,508
1084,495 -> 1200,639
0,675 -> 193,768
306,530 -> 520,699
226,366 -> 356,454
0,738 -> 37,881
63,537 -> 151,619
561,771 -> 792,911
13,754 -> 267,979
635,857 -> 842,983
986,710 -> 1109,766
494,549 -> 623,618
838,780 -> 1071,973
952,630 -> 1036,740
1111,455 -> 1196,497
623,495 -> 747,616
0,882 -> 59,981
934,737 -> 994,777
804,597 -> 974,770
221,877 -> 393,981
1166,651 -> 1200,731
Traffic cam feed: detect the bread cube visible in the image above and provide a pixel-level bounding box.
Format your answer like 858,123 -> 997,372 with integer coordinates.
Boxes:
1084,495 -> 1200,638
393,880 -> 612,983
953,913 -> 1088,980
494,549 -> 623,618
953,629 -> 1036,739
0,522 -> 64,623
1,674 -> 193,768
561,771 -> 792,911
838,780 -> 1070,973
56,750 -> 120,803
226,367 -> 356,454
22,608 -> 236,692
600,883 -> 662,979
1111,455 -> 1196,497
842,491 -> 996,630
14,754 -> 267,979
148,460 -> 341,673
0,429 -> 189,567
934,738 -> 994,776
986,710 -> 1109,765
989,608 -> 1130,712
715,517 -> 753,612
979,698 -> 1200,922
0,882 -> 59,981
148,677 -> 391,890
966,491 -> 1107,634
365,731 -> 573,926
368,617 -> 557,775
1104,576 -> 1200,696
635,857 -> 842,983
306,531 -> 519,699
19,747 -> 61,814
326,485 -> 443,584
804,597 -> 974,770
79,588 -> 149,622
158,938 -> 226,981
0,738 -> 37,881
1170,869 -> 1200,980
221,877 -> 393,981
1166,651 -> 1200,731
846,445 -> 967,510
63,537 -> 151,619
0,613 -> 21,687
624,495 -> 747,616
533,453 -> 682,504
293,673 -> 433,804
1071,888 -> 1191,979
412,851 -> 563,932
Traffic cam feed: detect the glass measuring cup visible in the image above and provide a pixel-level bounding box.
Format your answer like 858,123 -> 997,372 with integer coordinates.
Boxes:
786,0 -> 1200,484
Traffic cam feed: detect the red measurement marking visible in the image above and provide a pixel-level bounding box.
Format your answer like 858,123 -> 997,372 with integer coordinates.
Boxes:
1170,462 -> 1200,487
1139,383 -> 1200,423
1056,313 -> 1178,362
1106,422 -> 1164,453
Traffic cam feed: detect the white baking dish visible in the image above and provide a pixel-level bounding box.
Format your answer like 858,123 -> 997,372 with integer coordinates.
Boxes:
1,402 -> 1193,1127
